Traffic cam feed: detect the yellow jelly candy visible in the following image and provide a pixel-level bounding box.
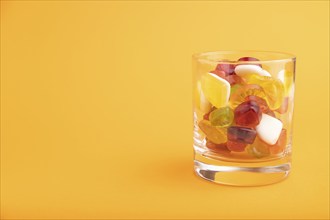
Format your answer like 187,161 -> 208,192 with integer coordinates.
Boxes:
246,137 -> 270,158
229,84 -> 267,109
277,70 -> 294,96
243,74 -> 284,110
201,72 -> 230,108
198,120 -> 227,144
195,81 -> 212,113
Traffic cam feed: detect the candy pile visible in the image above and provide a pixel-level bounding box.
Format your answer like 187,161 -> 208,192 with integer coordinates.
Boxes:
196,57 -> 293,158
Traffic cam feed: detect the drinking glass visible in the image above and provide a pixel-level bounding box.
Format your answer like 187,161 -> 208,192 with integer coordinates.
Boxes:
192,51 -> 296,186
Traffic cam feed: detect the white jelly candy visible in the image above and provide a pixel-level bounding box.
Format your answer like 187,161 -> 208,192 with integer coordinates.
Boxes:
261,69 -> 272,77
256,113 -> 283,145
235,65 -> 265,76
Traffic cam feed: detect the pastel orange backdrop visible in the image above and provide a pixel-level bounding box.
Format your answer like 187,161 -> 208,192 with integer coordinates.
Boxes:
1,1 -> 329,219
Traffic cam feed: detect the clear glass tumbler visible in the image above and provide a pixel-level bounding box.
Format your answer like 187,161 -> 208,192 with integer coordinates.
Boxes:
192,51 -> 296,186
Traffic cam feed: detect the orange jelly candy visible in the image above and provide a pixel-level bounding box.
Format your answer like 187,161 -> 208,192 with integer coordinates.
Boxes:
269,129 -> 287,154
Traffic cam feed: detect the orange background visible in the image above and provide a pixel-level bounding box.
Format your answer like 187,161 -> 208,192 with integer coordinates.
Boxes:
1,1 -> 329,219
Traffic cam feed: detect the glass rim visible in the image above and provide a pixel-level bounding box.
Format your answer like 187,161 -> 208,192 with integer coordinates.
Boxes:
192,50 -> 296,64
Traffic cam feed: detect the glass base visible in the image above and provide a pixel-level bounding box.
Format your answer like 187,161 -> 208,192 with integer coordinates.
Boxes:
194,153 -> 291,186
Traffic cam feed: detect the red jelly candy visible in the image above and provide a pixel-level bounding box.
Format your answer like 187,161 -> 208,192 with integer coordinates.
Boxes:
276,97 -> 289,114
227,140 -> 247,152
237,57 -> 262,67
215,62 -> 236,75
206,140 -> 230,153
227,126 -> 257,144
269,129 -> 287,154
210,69 -> 228,78
234,100 -> 262,127
226,74 -> 244,85
245,95 -> 269,113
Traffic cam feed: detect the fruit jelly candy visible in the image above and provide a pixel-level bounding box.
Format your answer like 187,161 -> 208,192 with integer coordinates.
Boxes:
275,97 -> 289,114
234,100 -> 262,127
237,57 -> 262,67
227,126 -> 257,144
256,113 -> 283,145
203,107 -> 216,120
211,70 -> 243,86
226,74 -> 244,85
227,140 -> 247,152
277,70 -> 294,96
235,65 -> 271,77
196,81 -> 212,113
201,72 -> 231,108
215,62 -> 236,75
211,69 -> 228,78
198,120 -> 227,144
206,140 -> 230,153
230,84 -> 267,109
246,137 -> 270,158
245,95 -> 269,113
243,73 -> 285,110
209,106 -> 234,127
269,129 -> 287,154
265,109 -> 276,117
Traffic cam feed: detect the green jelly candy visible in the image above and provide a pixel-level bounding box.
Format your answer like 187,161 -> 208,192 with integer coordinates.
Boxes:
209,107 -> 234,127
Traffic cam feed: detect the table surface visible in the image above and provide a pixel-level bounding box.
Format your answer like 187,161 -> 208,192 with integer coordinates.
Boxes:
1,1 -> 329,219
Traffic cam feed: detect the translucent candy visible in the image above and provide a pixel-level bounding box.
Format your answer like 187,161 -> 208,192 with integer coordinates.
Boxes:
226,74 -> 244,85
245,95 -> 269,113
243,74 -> 285,110
246,137 -> 270,158
196,81 -> 212,113
277,70 -> 294,96
234,100 -> 262,127
198,120 -> 227,144
227,126 -> 257,144
276,97 -> 289,114
209,107 -> 234,127
201,73 -> 231,108
206,140 -> 230,153
269,129 -> 287,154
230,84 -> 267,109
215,62 -> 235,75
203,107 -> 216,120
227,140 -> 247,152
237,57 -> 262,67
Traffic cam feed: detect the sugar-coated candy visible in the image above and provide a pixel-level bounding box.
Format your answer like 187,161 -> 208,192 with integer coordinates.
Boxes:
246,137 -> 270,158
269,129 -> 287,154
235,65 -> 270,77
277,69 -> 294,96
209,106 -> 234,127
215,62 -> 236,75
234,100 -> 262,127
227,140 -> 247,152
198,120 -> 227,144
206,140 -> 230,153
227,126 -> 257,144
256,113 -> 283,145
237,57 -> 262,67
201,72 -> 231,108
196,81 -> 212,113
243,73 -> 285,110
230,84 -> 267,109
276,97 -> 289,114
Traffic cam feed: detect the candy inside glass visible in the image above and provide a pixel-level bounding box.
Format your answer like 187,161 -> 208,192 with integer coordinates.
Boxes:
192,51 -> 295,186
